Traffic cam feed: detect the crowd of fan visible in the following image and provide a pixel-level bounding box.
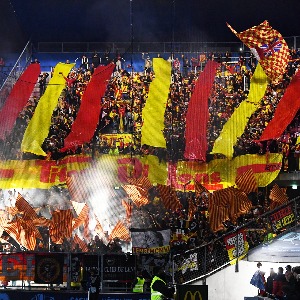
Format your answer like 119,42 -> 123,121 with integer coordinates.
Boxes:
0,50 -> 300,257
0,50 -> 299,169
259,263 -> 300,299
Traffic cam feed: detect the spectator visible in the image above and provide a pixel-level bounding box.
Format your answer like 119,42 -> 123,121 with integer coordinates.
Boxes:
38,72 -> 49,96
142,53 -> 152,75
87,269 -> 100,300
266,267 -> 276,295
132,270 -> 146,293
150,267 -> 175,300
273,266 -> 287,300
0,57 -> 5,72
80,54 -> 89,70
92,50 -> 100,67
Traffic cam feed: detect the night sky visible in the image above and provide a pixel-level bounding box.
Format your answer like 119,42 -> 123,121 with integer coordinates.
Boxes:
1,0 -> 300,52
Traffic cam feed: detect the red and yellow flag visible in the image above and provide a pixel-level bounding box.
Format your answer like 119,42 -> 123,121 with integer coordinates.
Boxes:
227,20 -> 290,82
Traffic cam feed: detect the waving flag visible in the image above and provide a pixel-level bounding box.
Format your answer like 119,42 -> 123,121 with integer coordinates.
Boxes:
227,20 -> 290,82
259,69 -> 300,141
269,184 -> 288,209
61,63 -> 115,152
184,60 -> 220,161
235,169 -> 258,194
157,184 -> 182,212
109,220 -> 130,242
21,62 -> 75,156
15,193 -> 38,220
73,234 -> 88,252
121,199 -> 133,223
49,209 -> 74,243
123,184 -> 149,208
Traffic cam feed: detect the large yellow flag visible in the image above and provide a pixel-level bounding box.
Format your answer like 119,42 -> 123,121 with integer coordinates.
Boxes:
141,58 -> 171,148
21,62 -> 75,156
211,63 -> 268,158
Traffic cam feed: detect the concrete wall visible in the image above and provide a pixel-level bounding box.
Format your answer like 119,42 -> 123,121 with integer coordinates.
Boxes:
191,260 -> 292,300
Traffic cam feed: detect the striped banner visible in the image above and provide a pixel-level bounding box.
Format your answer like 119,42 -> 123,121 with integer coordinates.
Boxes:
15,193 -> 38,220
49,209 -> 74,243
122,184 -> 149,208
157,183 -> 182,212
211,63 -> 268,158
269,184 -> 288,209
141,58 -> 171,148
21,62 -> 75,156
109,220 -> 130,242
235,168 -> 258,194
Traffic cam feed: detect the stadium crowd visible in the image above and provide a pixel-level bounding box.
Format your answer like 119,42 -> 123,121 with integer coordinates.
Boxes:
0,50 -> 300,258
0,50 -> 300,167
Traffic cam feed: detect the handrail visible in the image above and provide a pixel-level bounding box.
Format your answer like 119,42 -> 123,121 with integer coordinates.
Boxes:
173,195 -> 300,284
35,36 -> 300,53
0,40 -> 32,91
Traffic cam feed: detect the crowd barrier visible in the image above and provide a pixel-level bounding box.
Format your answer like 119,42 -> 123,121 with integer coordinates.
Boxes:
0,196 -> 298,291
173,195 -> 300,284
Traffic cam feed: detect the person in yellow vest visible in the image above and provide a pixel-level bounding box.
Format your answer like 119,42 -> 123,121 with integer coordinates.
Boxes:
132,270 -> 146,293
150,268 -> 175,300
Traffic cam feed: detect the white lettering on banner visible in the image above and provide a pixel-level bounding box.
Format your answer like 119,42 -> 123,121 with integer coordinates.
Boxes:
178,253 -> 198,274
104,266 -> 135,272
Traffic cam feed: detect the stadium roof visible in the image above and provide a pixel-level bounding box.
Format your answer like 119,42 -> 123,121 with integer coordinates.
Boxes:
1,0 -> 300,52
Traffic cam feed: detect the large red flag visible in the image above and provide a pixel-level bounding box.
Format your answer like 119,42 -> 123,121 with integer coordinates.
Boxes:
184,60 -> 219,161
0,63 -> 41,139
259,69 -> 300,141
61,63 -> 114,152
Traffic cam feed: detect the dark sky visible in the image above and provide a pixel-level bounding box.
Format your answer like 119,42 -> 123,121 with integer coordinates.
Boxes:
1,0 -> 300,52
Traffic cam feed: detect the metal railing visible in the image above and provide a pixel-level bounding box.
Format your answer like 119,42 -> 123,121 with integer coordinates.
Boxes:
173,195 -> 300,284
35,36 -> 300,54
0,40 -> 32,108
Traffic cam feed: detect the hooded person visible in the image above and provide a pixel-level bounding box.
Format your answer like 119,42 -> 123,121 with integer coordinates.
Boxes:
150,267 -> 175,300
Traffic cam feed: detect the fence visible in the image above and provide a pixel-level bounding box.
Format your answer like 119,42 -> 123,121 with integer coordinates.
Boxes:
0,41 -> 32,109
35,37 -> 300,54
0,196 -> 299,292
173,195 -> 300,284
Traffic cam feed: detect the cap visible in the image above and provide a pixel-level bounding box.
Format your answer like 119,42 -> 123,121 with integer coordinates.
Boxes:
286,265 -> 292,270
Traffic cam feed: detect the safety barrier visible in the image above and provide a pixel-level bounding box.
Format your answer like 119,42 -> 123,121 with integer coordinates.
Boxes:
173,196 -> 300,284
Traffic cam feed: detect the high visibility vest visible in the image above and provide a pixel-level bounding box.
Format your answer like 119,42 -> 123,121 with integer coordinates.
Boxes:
150,275 -> 165,300
133,276 -> 145,293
